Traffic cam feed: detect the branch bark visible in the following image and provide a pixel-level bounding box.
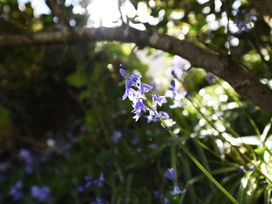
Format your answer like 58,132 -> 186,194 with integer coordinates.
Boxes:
251,0 -> 272,18
0,26 -> 271,115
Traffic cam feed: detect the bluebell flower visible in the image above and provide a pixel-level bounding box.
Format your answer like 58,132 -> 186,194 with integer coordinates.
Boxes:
146,110 -> 159,123
120,69 -> 175,126
139,83 -> 153,94
31,185 -> 50,202
152,94 -> 167,109
234,9 -> 257,33
163,168 -> 175,181
171,56 -> 189,79
163,197 -> 170,204
119,68 -> 127,78
171,185 -> 184,195
89,197 -> 105,204
165,80 -> 186,109
153,190 -> 163,199
84,181 -> 92,190
111,131 -> 122,143
120,69 -> 142,101
84,175 -> 92,181
94,173 -> 105,187
75,185 -> 85,193
19,149 -> 33,164
133,99 -> 147,115
24,165 -> 33,174
10,181 -> 23,201
206,72 -> 215,84
149,143 -> 158,150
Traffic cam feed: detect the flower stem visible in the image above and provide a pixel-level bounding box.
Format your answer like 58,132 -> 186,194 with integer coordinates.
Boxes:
159,117 -> 239,204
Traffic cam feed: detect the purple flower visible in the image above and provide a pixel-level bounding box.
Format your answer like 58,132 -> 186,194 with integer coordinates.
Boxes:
163,197 -> 170,204
120,69 -> 174,126
234,9 -> 257,33
120,69 -> 142,101
19,149 -> 33,164
139,83 -> 153,95
89,197 -> 105,204
75,185 -> 85,193
84,175 -> 92,181
171,185 -> 184,195
154,190 -> 163,199
165,81 -> 186,109
84,181 -> 92,189
94,173 -> 105,187
9,181 -> 23,201
146,110 -> 159,123
31,185 -> 50,202
132,99 -> 148,121
206,72 -> 214,84
149,143 -> 158,149
163,168 -> 175,181
171,56 -> 189,79
112,131 -> 122,143
24,165 -> 33,174
119,68 -> 127,78
153,94 -> 167,109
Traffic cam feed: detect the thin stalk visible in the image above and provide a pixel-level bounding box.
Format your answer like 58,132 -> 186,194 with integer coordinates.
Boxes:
159,117 -> 239,204
186,98 -> 272,185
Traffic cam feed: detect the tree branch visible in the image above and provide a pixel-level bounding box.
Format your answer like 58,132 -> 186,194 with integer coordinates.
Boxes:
0,26 -> 271,115
251,0 -> 272,18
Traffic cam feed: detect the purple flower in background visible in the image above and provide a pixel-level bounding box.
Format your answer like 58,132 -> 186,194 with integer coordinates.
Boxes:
119,69 -> 127,78
84,175 -> 92,181
165,80 -> 186,109
154,191 -> 163,199
163,168 -> 175,181
163,197 -> 170,204
19,149 -> 33,164
171,185 -> 184,195
19,148 -> 35,174
31,185 -> 50,202
234,9 -> 257,33
84,181 -> 92,190
171,56 -> 189,79
149,143 -> 158,150
9,181 -> 23,201
112,131 -> 122,143
89,197 -> 105,204
75,185 -> 85,193
94,173 -> 105,187
206,72 -> 215,84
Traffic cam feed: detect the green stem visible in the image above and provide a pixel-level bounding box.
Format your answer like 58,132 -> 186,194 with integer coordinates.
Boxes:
159,117 -> 239,204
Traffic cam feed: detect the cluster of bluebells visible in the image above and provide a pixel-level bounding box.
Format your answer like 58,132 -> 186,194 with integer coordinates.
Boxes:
76,173 -> 105,193
165,80 -> 187,109
9,181 -> 23,201
163,168 -> 184,196
19,149 -> 34,174
9,181 -> 50,202
165,56 -> 190,109
111,130 -> 122,143
76,173 -> 106,204
234,8 -> 257,32
154,191 -> 170,204
119,68 -> 175,127
31,185 -> 51,202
